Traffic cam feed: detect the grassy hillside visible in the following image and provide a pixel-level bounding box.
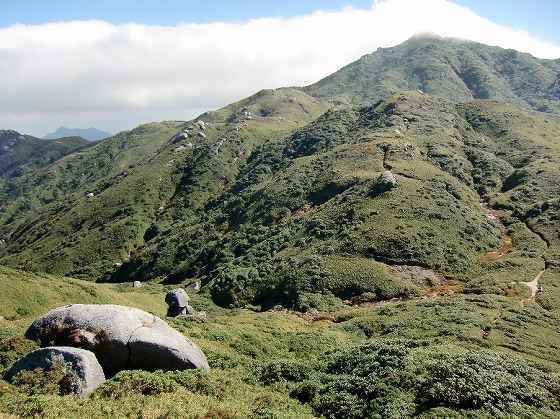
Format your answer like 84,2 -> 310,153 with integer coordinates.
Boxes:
102,92 -> 559,311
0,130 -> 91,179
0,265 -> 559,418
1,91 -> 558,312
304,35 -> 560,113
0,89 -> 328,280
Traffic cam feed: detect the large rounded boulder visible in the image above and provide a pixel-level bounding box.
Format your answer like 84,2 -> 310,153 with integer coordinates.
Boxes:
5,346 -> 105,397
25,304 -> 209,375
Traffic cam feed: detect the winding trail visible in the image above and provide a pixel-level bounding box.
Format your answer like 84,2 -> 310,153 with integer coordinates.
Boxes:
479,201 -> 547,303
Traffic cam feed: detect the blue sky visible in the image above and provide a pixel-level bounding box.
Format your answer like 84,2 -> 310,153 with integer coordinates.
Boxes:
1,0 -> 559,43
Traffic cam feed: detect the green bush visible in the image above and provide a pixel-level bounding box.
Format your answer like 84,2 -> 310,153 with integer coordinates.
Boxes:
0,336 -> 38,372
258,359 -> 314,385
11,362 -> 73,396
170,370 -> 223,398
95,370 -> 177,399
421,351 -> 560,411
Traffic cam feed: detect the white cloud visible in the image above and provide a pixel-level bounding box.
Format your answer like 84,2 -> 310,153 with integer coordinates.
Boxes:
1,0 -> 559,136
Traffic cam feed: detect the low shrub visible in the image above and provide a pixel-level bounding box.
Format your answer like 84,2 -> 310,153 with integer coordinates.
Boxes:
258,359 -> 314,385
95,370 -> 177,399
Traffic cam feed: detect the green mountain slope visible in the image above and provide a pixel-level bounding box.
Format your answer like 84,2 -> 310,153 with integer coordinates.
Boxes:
0,121 -> 185,239
304,35 -> 560,113
0,88 -> 328,279
0,130 -> 91,178
116,92 -> 558,311
1,90 -> 558,313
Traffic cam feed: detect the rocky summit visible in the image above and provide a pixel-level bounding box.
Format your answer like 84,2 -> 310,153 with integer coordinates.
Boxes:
0,36 -> 559,418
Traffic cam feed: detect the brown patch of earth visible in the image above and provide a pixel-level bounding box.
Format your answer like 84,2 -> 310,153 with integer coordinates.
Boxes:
480,203 -> 513,262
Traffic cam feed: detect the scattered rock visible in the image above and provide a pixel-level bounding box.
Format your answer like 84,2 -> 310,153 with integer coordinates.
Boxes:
132,281 -> 142,288
196,120 -> 206,130
85,192 -> 94,199
186,281 -> 201,293
389,265 -> 445,287
373,170 -> 397,195
179,311 -> 207,323
165,289 -> 195,317
25,304 -> 209,375
5,347 -> 105,397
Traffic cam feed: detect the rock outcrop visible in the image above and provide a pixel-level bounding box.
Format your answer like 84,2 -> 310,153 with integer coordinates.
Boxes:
5,347 -> 105,397
25,304 -> 209,375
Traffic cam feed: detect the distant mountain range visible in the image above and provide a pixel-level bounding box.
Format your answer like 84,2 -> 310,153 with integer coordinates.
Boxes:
43,126 -> 112,141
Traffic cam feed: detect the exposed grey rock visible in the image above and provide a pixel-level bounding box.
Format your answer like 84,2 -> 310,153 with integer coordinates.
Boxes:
25,304 -> 209,375
165,288 -> 189,307
373,170 -> 397,195
380,170 -> 397,188
5,347 -> 105,397
132,281 -> 142,288
196,120 -> 206,130
389,265 -> 445,287
165,289 -> 195,317
186,281 -> 201,293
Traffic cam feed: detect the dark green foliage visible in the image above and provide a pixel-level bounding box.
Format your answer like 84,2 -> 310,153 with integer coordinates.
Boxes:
268,340 -> 560,418
95,370 -> 178,399
422,351 -> 560,412
258,359 -> 314,385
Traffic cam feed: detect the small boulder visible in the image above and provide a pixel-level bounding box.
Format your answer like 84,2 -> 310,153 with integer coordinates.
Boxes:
165,289 -> 195,317
186,281 -> 201,293
5,347 -> 105,397
25,304 -> 209,375
132,281 -> 142,288
373,170 -> 397,195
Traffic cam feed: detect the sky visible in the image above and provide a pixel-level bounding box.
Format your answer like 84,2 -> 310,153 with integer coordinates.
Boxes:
0,0 -> 559,137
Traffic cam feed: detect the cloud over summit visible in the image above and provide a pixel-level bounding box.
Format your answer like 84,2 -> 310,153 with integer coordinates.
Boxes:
1,0 -> 559,136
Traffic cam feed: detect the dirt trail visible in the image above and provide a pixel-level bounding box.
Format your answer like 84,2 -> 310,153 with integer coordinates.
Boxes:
479,203 -> 513,262
523,270 -> 545,301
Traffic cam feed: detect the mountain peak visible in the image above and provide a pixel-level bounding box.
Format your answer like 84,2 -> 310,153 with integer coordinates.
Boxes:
304,37 -> 560,113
